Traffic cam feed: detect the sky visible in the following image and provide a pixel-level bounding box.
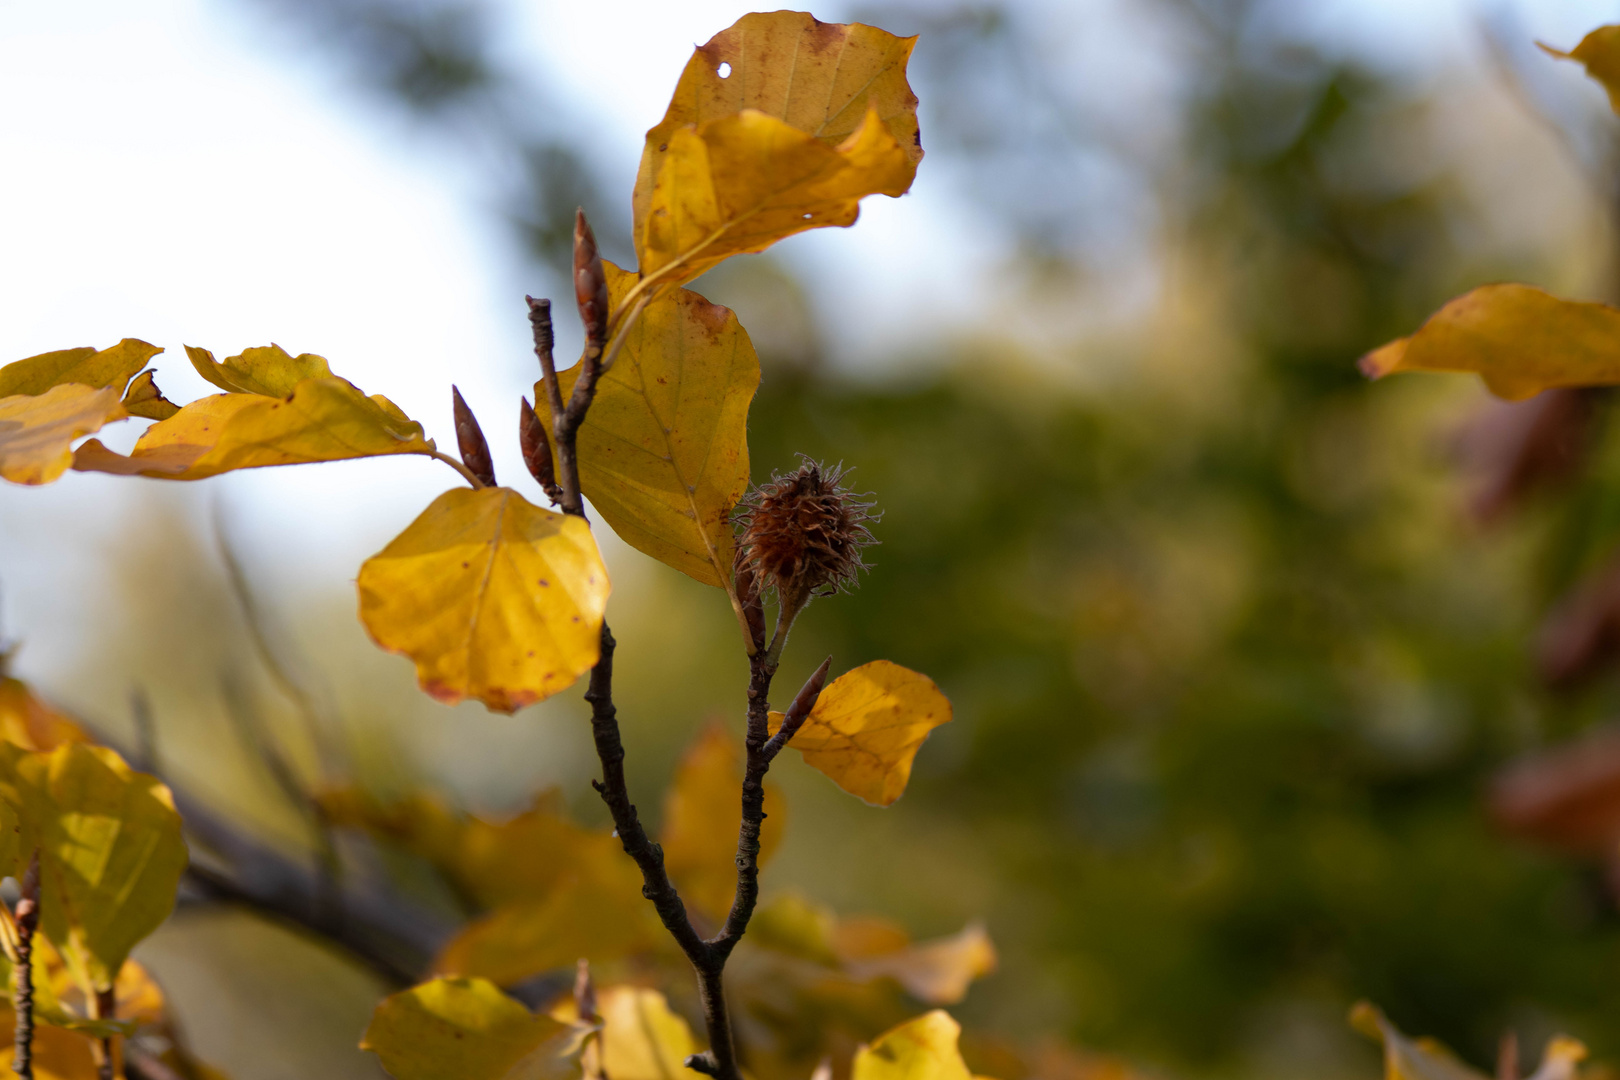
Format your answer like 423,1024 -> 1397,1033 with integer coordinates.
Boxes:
1,0 -> 1617,717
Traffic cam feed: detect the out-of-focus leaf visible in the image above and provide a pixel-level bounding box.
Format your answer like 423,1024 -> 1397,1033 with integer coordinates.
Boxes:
0,1000 -> 101,1080
357,487 -> 610,713
840,923 -> 996,1007
769,660 -> 951,806
362,976 -> 583,1080
0,339 -> 161,398
0,742 -> 187,992
747,893 -> 839,965
539,261 -> 758,588
1359,285 -> 1620,400
1349,1003 -> 1493,1080
662,721 -> 785,921
0,677 -> 90,752
184,343 -> 332,397
1541,26 -> 1620,114
0,385 -> 127,485
852,1011 -> 974,1080
553,985 -> 698,1080
1535,556 -> 1620,688
636,107 -> 914,292
634,11 -> 921,243
431,868 -> 657,986
0,933 -> 138,1037
1489,724 -> 1620,854
72,377 -> 432,480
120,370 -> 180,421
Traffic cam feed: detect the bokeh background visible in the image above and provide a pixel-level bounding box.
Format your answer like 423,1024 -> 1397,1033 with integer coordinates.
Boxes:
5,0 -> 1620,1077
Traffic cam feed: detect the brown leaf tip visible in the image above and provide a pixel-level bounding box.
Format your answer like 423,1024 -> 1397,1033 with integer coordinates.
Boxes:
736,458 -> 877,609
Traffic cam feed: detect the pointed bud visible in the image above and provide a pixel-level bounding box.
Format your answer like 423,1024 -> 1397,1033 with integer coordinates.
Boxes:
574,209 -> 610,359
16,849 -> 39,932
787,656 -> 833,723
451,386 -> 496,488
573,958 -> 599,1024
520,397 -> 562,502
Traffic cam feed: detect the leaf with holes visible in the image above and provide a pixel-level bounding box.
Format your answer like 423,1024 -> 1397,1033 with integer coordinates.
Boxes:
852,1011 -> 974,1080
0,339 -> 162,398
363,977 -> 585,1080
634,11 -> 921,248
0,384 -> 127,486
357,487 -> 610,713
662,721 -> 785,922
1359,284 -> 1620,401
538,260 -> 757,588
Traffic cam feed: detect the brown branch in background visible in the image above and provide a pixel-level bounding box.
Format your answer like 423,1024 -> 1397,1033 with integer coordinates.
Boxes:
12,851 -> 39,1080
451,386 -> 498,489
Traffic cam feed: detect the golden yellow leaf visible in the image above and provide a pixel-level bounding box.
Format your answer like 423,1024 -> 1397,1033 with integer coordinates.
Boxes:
746,892 -> 840,964
768,660 -> 951,807
0,339 -> 162,398
637,107 -> 914,293
73,376 -> 432,480
567,986 -> 697,1080
539,261 -> 758,588
363,977 -> 582,1080
0,1001 -> 101,1080
634,11 -> 922,243
358,487 -> 610,713
1358,284 -> 1620,401
0,742 -> 187,992
662,721 -> 785,922
852,1011 -> 973,1080
840,923 -> 996,1006
1541,26 -> 1620,114
0,385 -> 127,485
0,677 -> 91,752
431,870 -> 657,986
185,343 -> 333,397
120,370 -> 179,421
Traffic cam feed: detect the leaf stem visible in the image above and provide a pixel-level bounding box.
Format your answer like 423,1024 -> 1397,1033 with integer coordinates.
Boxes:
426,449 -> 485,490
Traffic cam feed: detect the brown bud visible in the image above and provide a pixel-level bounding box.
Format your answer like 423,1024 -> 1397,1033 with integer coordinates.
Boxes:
787,656 -> 833,722
574,209 -> 610,358
451,386 -> 496,488
520,397 -> 561,502
573,958 -> 599,1024
15,849 -> 39,933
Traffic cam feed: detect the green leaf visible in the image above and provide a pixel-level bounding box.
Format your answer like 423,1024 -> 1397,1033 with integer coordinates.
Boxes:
0,339 -> 162,398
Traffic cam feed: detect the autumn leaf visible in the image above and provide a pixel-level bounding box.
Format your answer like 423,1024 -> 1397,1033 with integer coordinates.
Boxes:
0,385 -> 127,485
1350,1002 -> 1588,1080
538,261 -> 758,588
635,107 -> 914,294
0,677 -> 91,752
185,343 -> 332,397
0,742 -> 188,992
0,1002 -> 102,1080
1541,26 -> 1620,114
839,922 -> 997,1007
73,376 -> 432,480
633,11 -> 922,251
662,721 -> 785,922
363,977 -> 584,1080
120,370 -> 180,421
1358,284 -> 1620,400
552,985 -> 698,1080
852,1011 -> 974,1080
358,487 -> 610,713
0,339 -> 162,398
769,660 -> 952,806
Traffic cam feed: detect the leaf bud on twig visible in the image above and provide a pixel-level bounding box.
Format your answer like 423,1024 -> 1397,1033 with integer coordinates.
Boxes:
575,209 -> 610,362
451,386 -> 496,488
520,397 -> 563,505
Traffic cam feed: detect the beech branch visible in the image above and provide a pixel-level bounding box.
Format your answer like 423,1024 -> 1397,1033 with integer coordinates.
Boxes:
12,851 -> 39,1080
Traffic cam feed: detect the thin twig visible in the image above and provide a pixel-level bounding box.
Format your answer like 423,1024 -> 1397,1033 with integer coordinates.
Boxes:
12,851 -> 39,1080
426,449 -> 486,489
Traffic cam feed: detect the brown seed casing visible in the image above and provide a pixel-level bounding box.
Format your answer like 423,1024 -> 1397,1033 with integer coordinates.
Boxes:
737,460 -> 876,615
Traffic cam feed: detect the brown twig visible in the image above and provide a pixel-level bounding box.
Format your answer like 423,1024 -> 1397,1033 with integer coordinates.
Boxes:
12,852 -> 39,1080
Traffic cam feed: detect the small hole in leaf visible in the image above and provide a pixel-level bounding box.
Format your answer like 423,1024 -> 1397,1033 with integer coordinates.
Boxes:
802,213 -> 813,220
717,62 -> 732,78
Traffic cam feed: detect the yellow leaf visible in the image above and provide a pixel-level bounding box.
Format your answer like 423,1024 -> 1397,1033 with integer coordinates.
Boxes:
0,339 -> 162,398
567,986 -> 697,1080
455,797 -> 628,910
358,487 -> 611,713
634,11 -> 922,246
1541,26 -> 1620,114
0,743 -> 187,992
363,977 -> 582,1080
768,660 -> 951,807
840,923 -> 997,1006
1358,284 -> 1620,401
538,261 -> 758,588
120,370 -> 179,421
0,1001 -> 101,1080
0,385 -> 127,485
852,1011 -> 973,1080
73,376 -> 432,479
432,870 -> 656,987
637,106 -> 914,293
662,721 -> 785,922
746,892 -> 839,965
1349,1003 -> 1494,1080
0,677 -> 91,752
184,343 -> 333,397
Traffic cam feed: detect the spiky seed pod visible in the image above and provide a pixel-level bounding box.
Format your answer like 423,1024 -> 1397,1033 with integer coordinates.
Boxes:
451,386 -> 496,488
574,209 -> 610,360
736,459 -> 876,617
519,397 -> 561,502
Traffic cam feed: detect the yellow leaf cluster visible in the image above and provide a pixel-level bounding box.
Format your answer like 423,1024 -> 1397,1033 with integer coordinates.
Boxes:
769,661 -> 952,806
357,487 -> 611,713
363,977 -> 584,1080
539,262 -> 758,588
